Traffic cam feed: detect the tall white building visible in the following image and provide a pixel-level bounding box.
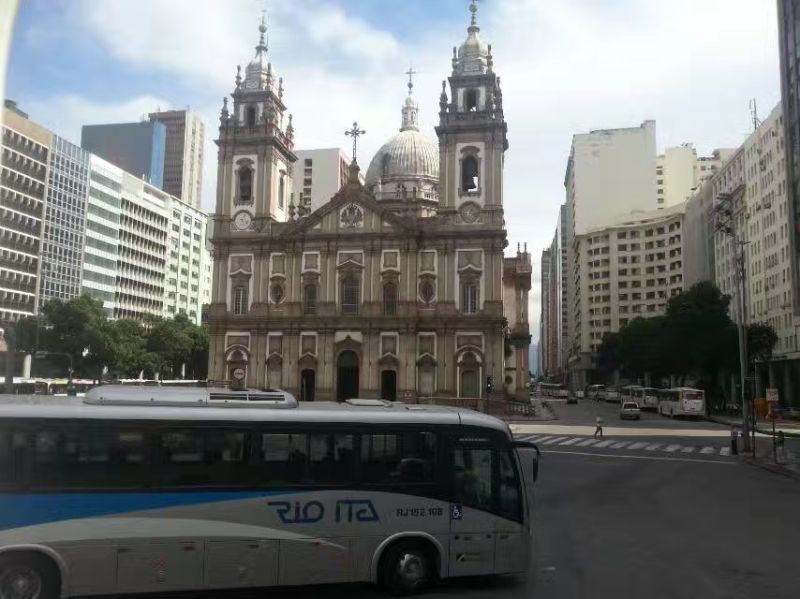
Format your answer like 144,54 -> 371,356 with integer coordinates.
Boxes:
83,155 -> 122,315
571,203 -> 687,387
148,110 -> 205,208
293,148 -> 361,214
657,145 -> 735,208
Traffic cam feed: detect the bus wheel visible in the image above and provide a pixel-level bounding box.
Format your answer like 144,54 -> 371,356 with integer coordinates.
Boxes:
0,553 -> 60,599
381,540 -> 434,596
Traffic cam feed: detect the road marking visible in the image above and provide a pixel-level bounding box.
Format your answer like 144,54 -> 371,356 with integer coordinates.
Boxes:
719,447 -> 732,456
544,450 -> 737,465
540,436 -> 570,445
628,442 -> 648,450
700,446 -> 715,454
610,441 -> 630,449
594,440 -> 614,448
680,446 -> 695,454
518,435 -> 541,442
558,438 -> 582,446
644,443 -> 662,451
576,438 -> 600,447
664,444 -> 681,453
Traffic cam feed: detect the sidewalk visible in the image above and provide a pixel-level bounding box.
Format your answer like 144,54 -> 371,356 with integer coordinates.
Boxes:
707,414 -> 800,438
743,435 -> 800,480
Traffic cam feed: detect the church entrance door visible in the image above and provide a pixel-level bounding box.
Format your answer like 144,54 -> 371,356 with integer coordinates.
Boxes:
300,369 -> 315,402
380,370 -> 397,401
336,351 -> 359,401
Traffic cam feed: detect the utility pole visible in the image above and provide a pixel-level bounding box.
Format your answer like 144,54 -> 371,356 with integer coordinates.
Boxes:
713,191 -> 752,452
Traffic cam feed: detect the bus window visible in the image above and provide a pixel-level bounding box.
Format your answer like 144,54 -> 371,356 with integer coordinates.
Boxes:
259,432 -> 356,485
453,446 -> 493,512
498,450 -> 522,522
360,432 -> 436,484
159,429 -> 248,487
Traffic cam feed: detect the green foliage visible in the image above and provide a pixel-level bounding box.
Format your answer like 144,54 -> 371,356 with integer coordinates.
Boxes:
31,294 -> 207,380
747,322 -> 778,365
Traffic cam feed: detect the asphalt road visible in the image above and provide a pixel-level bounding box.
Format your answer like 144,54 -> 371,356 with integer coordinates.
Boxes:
103,399 -> 800,599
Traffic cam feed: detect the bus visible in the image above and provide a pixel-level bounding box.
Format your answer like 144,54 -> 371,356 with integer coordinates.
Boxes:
586,384 -> 605,400
620,385 -> 643,405
538,382 -> 567,399
657,387 -> 706,418
633,387 -> 659,411
0,386 -> 540,597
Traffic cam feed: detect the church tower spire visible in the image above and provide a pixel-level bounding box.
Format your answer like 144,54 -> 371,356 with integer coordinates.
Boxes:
214,14 -> 297,224
436,0 -> 507,218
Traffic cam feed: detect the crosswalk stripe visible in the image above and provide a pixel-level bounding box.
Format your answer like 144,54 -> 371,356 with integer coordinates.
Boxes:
576,438 -> 600,447
524,435 -> 549,442
610,441 -> 630,449
645,443 -> 662,451
700,446 -> 715,454
719,447 -> 732,456
594,440 -> 614,448
680,446 -> 695,454
664,444 -> 681,453
541,436 -> 570,445
517,435 -> 537,442
628,442 -> 648,450
558,438 -> 582,446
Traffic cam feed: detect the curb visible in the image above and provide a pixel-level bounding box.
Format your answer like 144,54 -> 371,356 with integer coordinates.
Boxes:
707,416 -> 800,439
743,457 -> 800,481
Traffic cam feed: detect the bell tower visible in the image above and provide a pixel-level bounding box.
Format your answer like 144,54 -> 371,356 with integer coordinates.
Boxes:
436,0 -> 507,222
215,16 -> 297,227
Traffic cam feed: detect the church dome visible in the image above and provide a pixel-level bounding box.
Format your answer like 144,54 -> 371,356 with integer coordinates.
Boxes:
365,129 -> 439,187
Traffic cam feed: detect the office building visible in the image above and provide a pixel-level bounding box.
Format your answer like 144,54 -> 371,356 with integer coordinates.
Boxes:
81,121 -> 166,188
39,135 -> 90,303
148,110 -> 204,207
656,145 -> 735,208
570,204 -> 687,387
82,155 -> 122,315
294,148 -> 362,214
0,107 -> 50,321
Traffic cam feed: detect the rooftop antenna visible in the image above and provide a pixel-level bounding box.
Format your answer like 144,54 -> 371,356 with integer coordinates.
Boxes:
749,98 -> 761,132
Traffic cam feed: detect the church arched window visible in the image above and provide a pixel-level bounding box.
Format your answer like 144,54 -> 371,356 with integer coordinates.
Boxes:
245,106 -> 257,127
238,166 -> 253,204
383,282 -> 398,316
461,155 -> 479,193
465,89 -> 478,112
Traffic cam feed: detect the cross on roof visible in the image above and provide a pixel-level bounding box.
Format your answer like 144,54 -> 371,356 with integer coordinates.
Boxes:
345,121 -> 366,163
405,65 -> 417,95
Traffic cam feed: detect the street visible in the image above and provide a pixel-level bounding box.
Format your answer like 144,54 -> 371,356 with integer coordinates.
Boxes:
225,399 -> 800,599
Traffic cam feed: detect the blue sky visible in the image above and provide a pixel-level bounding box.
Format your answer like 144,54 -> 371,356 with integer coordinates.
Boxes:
5,0 -> 782,337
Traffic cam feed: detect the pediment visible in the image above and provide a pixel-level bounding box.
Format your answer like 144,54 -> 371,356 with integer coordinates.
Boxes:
280,181 -> 417,238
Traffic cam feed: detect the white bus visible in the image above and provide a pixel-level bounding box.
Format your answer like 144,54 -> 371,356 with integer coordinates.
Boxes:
0,386 -> 539,597
634,387 -> 660,411
538,382 -> 568,399
620,385 -> 643,405
657,387 -> 706,418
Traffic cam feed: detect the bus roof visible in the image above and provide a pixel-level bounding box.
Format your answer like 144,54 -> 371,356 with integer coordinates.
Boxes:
0,389 -> 511,437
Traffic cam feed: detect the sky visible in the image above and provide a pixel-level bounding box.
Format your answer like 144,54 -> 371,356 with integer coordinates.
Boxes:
5,0 -> 782,345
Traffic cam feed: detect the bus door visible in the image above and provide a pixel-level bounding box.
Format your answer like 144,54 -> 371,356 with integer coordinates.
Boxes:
449,437 -> 496,577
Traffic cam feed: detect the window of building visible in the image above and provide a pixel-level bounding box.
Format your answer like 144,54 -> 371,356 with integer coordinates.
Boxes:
420,280 -> 435,304
279,174 -> 285,209
233,285 -> 248,315
238,166 -> 253,205
341,276 -> 360,314
462,281 -> 479,314
461,155 -> 479,192
304,284 -> 317,314
383,282 -> 398,316
465,88 -> 479,112
270,282 -> 285,304
246,106 -> 257,127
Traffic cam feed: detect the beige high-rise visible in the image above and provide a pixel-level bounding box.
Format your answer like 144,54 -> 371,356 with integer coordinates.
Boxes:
148,110 -> 205,208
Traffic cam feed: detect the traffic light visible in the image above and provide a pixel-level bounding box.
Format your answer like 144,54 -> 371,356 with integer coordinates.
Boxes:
486,375 -> 494,394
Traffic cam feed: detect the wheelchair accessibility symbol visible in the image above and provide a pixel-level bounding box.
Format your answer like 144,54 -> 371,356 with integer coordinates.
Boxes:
450,503 -> 463,520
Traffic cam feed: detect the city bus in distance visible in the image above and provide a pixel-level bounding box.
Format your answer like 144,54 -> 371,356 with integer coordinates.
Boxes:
634,387 -> 660,411
619,385 -> 643,406
586,384 -> 605,400
538,382 -> 567,399
657,387 -> 706,418
0,386 -> 540,597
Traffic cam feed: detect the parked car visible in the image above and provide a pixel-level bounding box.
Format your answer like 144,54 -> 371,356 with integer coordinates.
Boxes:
603,387 -> 621,403
620,401 -> 641,420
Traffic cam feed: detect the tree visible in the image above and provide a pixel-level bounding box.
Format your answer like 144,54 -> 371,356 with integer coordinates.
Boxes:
747,323 -> 778,365
40,294 -> 113,378
107,319 -> 154,379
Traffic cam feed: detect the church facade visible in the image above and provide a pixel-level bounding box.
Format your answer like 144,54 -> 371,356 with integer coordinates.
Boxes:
207,4 -> 531,403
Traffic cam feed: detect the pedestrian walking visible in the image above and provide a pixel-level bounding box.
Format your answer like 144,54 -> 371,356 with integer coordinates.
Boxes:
594,415 -> 604,438
776,430 -> 786,464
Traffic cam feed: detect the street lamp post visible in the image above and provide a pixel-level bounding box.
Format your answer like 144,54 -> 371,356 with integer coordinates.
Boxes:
713,192 -> 752,453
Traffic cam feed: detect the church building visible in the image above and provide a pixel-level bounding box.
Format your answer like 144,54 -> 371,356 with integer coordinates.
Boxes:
207,3 -> 532,403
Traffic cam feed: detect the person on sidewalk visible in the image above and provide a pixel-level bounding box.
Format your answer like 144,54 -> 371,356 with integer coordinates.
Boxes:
730,425 -> 739,456
776,431 -> 785,464
594,415 -> 604,438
